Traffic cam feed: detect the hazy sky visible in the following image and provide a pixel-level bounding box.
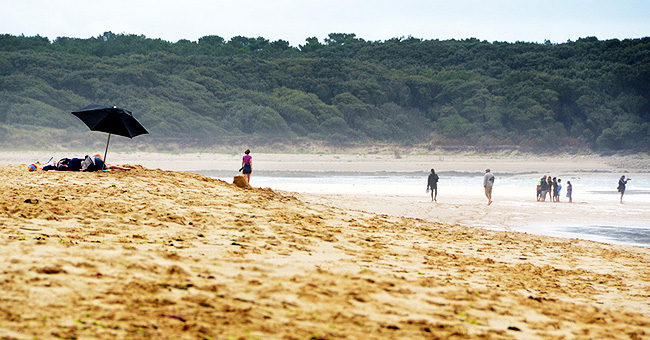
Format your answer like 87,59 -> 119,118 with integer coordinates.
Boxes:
2,0 -> 649,46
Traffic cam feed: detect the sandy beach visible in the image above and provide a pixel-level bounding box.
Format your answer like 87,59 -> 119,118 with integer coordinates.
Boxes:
1,152 -> 650,339
8,152 -> 650,241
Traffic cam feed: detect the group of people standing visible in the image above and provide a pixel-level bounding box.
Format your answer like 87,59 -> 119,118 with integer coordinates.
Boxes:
430,170 -> 632,205
536,175 -> 572,203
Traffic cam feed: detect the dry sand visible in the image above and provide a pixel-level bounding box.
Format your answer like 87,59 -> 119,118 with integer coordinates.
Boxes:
1,152 -> 650,339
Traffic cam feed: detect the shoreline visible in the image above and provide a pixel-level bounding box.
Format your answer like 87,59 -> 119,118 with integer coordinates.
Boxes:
292,190 -> 650,247
5,151 -> 649,248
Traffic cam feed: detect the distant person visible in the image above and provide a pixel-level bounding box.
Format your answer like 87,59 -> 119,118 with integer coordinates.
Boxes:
618,175 -> 631,203
240,149 -> 253,183
546,176 -> 553,202
551,177 -> 558,202
536,177 -> 543,201
555,178 -> 562,202
539,175 -> 548,202
427,169 -> 439,202
483,168 -> 495,205
565,181 -> 572,203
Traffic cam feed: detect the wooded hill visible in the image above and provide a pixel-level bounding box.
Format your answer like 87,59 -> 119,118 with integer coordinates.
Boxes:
1,32 -> 649,152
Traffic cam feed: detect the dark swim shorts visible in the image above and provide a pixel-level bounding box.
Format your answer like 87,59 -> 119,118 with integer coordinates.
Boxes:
242,163 -> 252,174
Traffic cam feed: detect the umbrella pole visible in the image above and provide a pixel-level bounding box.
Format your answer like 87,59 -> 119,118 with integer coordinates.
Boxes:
102,133 -> 111,170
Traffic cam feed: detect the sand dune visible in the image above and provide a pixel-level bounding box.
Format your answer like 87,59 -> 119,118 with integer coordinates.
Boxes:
1,161 -> 649,339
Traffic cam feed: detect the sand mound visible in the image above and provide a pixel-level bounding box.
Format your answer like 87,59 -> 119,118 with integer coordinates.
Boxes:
233,174 -> 252,189
0,164 -> 649,339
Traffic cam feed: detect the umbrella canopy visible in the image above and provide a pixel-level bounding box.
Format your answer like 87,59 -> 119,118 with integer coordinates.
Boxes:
71,104 -> 148,138
71,104 -> 148,169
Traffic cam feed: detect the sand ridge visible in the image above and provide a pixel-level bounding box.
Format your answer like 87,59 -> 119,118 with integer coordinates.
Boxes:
1,164 -> 649,339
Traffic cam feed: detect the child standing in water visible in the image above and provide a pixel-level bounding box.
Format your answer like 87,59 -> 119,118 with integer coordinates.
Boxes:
566,181 -> 572,203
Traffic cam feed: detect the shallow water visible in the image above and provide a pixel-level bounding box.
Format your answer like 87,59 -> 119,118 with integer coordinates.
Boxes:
196,169 -> 650,247
555,225 -> 650,248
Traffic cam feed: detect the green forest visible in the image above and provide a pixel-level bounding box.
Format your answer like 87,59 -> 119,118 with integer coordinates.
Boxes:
1,32 -> 649,152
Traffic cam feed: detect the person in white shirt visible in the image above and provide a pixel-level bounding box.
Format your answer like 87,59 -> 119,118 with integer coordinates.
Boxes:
483,168 -> 495,205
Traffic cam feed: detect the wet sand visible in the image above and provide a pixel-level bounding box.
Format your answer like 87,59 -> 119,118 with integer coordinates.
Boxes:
1,152 -> 650,339
291,175 -> 650,247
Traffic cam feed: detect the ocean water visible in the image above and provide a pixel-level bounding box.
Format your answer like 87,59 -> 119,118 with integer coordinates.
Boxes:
195,169 -> 650,247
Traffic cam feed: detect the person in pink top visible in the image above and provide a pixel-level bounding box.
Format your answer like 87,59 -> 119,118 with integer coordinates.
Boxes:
240,149 -> 253,183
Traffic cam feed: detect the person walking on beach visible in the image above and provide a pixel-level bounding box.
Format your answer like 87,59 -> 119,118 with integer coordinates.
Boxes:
240,149 -> 253,183
483,168 -> 495,205
427,169 -> 439,202
618,175 -> 631,203
566,181 -> 572,203
555,179 -> 562,202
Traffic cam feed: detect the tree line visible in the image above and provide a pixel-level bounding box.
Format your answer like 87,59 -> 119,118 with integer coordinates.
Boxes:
1,32 -> 649,152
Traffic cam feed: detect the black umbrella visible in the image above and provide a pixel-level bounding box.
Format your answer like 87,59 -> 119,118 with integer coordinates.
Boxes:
71,104 -> 148,168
